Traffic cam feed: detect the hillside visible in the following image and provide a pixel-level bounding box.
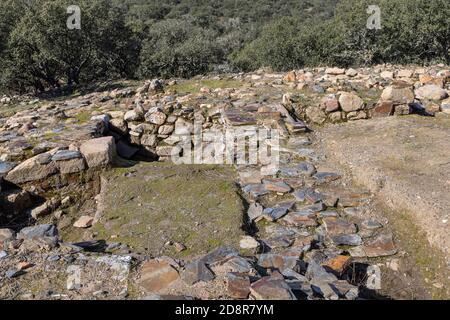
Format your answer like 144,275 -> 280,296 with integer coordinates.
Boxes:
0,0 -> 449,94
1,64 -> 449,300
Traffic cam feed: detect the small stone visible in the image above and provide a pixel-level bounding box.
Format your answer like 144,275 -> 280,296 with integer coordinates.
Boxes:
17,261 -> 33,271
284,71 -> 297,82
263,180 -> 291,193
321,255 -> 352,275
243,184 -> 268,198
124,109 -> 144,122
322,217 -> 357,236
331,234 -> 362,246
386,258 -> 400,272
296,161 -> 317,177
139,259 -> 180,292
380,71 -> 394,79
146,111 -> 167,125
200,246 -> 239,266
300,202 -> 326,213
0,229 -> 15,242
373,101 -> 394,117
261,202 -> 294,222
247,202 -> 264,221
227,273 -> 251,299
239,236 -> 260,250
61,196 -> 71,207
306,260 -> 338,283
56,157 -> 86,174
281,211 -> 317,227
311,281 -> 339,300
441,98 -> 450,114
66,265 -> 82,290
149,79 -> 164,93
17,224 -> 57,239
311,85 -> 325,94
345,68 -> 358,77
324,97 -> 340,113
313,172 -> 341,184
361,219 -> 383,230
265,225 -> 301,239
250,272 -> 296,300
394,104 -> 412,115
5,269 -> 24,279
173,242 -> 186,252
349,233 -> 397,258
397,69 -> 413,78
0,161 -> 16,176
79,136 -> 116,168
332,280 -> 359,300
181,260 -> 215,285
326,68 -> 346,75
339,92 -> 364,112
381,84 -> 415,104
415,84 -> 448,100
73,216 -> 94,228
0,251 -> 8,259
47,255 -> 60,262
258,253 -> 298,270
158,124 -> 174,135
51,150 -> 82,161
225,257 -> 255,274
31,202 -> 51,219
141,134 -> 158,148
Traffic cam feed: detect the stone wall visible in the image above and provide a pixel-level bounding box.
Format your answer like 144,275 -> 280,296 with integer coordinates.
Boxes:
282,66 -> 450,125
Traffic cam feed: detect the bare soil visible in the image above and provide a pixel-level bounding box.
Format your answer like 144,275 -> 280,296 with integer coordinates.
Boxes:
315,114 -> 450,299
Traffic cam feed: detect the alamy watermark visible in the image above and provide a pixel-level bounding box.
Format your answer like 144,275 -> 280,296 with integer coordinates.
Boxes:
65,4 -> 382,31
67,5 -> 81,30
367,5 -> 382,30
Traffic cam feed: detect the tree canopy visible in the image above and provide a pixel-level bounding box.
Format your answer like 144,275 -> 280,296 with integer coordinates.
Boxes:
0,0 -> 448,93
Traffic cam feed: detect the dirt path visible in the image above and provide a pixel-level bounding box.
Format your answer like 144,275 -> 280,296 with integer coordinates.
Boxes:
315,115 -> 450,298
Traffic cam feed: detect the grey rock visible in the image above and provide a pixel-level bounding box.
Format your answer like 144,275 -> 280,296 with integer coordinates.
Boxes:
312,85 -> 325,93
247,202 -> 264,221
51,150 -> 82,161
200,246 -> 239,266
361,219 -> 383,230
263,236 -> 294,249
305,260 -> 338,283
149,79 -> 164,92
220,256 -> 254,274
297,161 -> 317,176
17,224 -> 57,239
0,161 -> 16,177
250,272 -> 296,300
331,234 -> 363,246
415,84 -> 448,100
258,253 -> 298,270
182,260 -> 215,285
243,184 -> 268,198
313,172 -> 341,184
311,281 -> 339,300
5,269 -> 24,279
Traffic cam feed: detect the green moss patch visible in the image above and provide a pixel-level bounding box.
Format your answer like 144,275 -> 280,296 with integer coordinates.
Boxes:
91,162 -> 246,259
